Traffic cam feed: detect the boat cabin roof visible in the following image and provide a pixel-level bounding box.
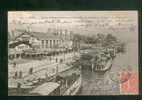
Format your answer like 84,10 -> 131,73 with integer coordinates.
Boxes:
30,82 -> 60,95
58,67 -> 80,78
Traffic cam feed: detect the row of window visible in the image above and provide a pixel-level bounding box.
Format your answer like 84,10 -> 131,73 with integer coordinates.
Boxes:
41,40 -> 62,48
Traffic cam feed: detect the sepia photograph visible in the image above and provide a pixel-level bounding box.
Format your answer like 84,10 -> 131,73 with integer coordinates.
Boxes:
8,11 -> 138,96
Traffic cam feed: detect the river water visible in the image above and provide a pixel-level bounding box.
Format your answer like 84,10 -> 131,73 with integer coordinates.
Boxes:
78,42 -> 138,95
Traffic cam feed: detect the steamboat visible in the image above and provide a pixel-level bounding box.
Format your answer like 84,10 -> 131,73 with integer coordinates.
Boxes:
93,47 -> 116,72
82,47 -> 116,72
29,67 -> 82,96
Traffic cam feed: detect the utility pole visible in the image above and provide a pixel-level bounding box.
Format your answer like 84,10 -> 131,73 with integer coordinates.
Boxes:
56,64 -> 59,76
63,41 -> 65,62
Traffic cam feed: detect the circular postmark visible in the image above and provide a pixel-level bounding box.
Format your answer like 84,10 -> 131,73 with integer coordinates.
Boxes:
109,66 -> 132,84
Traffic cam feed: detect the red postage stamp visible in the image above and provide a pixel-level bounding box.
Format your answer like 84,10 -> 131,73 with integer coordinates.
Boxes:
120,71 -> 138,95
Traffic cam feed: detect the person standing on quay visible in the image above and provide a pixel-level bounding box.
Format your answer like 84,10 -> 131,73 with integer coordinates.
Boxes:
29,67 -> 33,75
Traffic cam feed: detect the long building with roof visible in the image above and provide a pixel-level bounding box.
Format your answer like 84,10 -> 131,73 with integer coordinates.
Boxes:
8,29 -> 74,59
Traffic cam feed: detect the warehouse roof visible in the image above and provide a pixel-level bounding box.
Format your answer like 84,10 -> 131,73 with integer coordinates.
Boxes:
14,31 -> 63,40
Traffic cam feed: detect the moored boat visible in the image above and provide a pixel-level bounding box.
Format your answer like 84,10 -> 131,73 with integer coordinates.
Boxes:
94,58 -> 113,72
28,67 -> 82,96
62,74 -> 82,95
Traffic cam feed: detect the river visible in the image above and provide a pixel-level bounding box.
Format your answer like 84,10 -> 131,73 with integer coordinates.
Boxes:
78,42 -> 138,95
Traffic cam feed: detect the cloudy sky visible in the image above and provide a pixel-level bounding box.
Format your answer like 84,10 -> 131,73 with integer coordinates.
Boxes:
8,11 -> 138,42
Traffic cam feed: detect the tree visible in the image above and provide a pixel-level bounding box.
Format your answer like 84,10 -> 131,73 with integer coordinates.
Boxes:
72,34 -> 81,50
103,34 -> 117,47
95,33 -> 105,44
105,34 -> 117,43
117,42 -> 126,53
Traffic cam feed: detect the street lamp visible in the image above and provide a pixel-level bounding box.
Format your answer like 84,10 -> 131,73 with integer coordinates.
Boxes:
63,46 -> 66,62
56,64 -> 59,76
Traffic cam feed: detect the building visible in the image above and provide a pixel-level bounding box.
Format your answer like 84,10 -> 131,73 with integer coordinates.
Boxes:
8,41 -> 33,59
8,29 -> 73,59
14,29 -> 73,49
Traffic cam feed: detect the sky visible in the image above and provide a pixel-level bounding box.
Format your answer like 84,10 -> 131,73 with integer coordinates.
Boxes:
8,11 -> 138,43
